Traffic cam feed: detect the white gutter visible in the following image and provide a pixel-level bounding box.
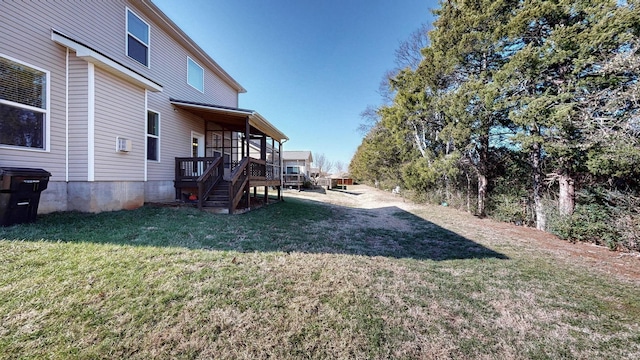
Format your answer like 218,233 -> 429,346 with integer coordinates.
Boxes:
51,29 -> 163,92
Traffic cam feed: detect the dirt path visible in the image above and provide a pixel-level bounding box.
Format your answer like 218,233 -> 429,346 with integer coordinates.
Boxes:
283,185 -> 640,283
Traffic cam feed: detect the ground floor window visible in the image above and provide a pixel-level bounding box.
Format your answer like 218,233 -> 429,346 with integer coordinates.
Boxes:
147,110 -> 159,161
0,55 -> 48,149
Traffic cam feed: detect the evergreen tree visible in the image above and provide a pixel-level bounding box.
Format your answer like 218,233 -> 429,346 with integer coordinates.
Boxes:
500,0 -> 640,229
429,0 -> 519,216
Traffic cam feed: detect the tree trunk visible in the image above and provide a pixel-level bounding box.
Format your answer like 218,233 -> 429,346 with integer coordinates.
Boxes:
476,134 -> 489,217
444,173 -> 451,203
532,141 -> 546,230
466,172 -> 471,213
477,173 -> 488,217
558,174 -> 575,216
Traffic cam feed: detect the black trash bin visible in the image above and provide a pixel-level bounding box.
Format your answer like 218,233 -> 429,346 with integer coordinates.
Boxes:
0,167 -> 51,226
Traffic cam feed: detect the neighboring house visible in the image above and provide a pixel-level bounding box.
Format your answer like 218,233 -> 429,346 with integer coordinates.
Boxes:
282,151 -> 313,187
330,172 -> 354,188
0,0 -> 287,214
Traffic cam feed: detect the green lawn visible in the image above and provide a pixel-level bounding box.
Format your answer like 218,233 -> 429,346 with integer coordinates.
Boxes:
1,198 -> 639,359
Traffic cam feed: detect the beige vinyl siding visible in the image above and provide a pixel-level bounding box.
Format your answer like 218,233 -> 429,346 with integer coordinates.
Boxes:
131,0 -> 240,106
93,67 -> 146,181
1,0 -> 239,105
146,96 -> 204,181
142,3 -> 241,181
68,55 -> 89,181
1,0 -> 244,186
0,3 -> 68,180
143,9 -> 238,106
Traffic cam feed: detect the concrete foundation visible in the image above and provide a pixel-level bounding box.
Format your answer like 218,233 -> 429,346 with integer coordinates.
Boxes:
37,181 -> 68,213
37,181 -> 151,214
144,180 -> 176,202
67,181 -> 145,213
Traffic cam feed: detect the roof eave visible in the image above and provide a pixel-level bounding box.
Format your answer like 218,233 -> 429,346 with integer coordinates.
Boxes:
170,99 -> 288,142
250,112 -> 289,143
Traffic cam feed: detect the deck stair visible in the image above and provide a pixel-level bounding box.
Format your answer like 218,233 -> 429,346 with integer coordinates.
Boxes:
202,180 -> 230,209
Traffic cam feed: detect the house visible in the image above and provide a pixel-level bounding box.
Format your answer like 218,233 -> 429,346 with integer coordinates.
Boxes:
282,151 -> 313,187
329,172 -> 354,189
0,0 -> 287,214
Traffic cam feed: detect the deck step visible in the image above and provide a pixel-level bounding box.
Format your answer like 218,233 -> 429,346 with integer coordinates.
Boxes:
202,180 -> 230,209
203,200 -> 229,207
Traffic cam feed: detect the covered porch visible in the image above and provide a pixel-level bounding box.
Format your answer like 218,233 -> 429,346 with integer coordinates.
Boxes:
171,99 -> 288,213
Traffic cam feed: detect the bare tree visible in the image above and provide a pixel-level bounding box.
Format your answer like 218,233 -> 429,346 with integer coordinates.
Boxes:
359,24 -> 430,136
312,153 -> 333,185
357,105 -> 381,135
335,161 -> 345,174
394,23 -> 430,71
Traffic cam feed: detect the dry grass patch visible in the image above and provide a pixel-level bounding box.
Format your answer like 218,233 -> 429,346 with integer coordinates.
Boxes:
1,194 -> 639,359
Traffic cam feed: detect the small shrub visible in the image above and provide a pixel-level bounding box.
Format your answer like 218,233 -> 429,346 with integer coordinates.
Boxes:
549,203 -> 620,250
615,214 -> 640,252
487,194 -> 530,225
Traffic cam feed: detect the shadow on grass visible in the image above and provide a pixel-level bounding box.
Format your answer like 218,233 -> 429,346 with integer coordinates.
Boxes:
0,197 -> 507,261
326,188 -> 362,196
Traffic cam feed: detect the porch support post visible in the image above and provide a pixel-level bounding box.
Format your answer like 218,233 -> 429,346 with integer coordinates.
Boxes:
246,182 -> 250,210
278,141 -> 283,200
245,116 -> 250,159
260,136 -> 267,160
245,117 -> 251,210
271,138 -> 275,166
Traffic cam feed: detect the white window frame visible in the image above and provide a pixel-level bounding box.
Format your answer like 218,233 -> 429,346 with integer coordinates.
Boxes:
125,7 -> 150,68
187,57 -> 204,92
146,109 -> 160,162
286,166 -> 300,174
0,54 -> 50,152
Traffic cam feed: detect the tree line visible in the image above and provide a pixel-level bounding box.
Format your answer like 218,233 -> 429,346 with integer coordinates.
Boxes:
349,0 -> 640,251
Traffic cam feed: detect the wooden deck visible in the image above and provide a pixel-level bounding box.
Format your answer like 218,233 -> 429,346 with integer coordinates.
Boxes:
174,156 -> 282,213
283,174 -> 306,187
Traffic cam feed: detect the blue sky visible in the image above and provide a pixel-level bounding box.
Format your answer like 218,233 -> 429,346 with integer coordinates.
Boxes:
153,0 -> 438,168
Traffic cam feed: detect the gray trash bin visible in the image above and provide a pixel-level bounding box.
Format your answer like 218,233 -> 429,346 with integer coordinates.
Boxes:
0,167 -> 51,226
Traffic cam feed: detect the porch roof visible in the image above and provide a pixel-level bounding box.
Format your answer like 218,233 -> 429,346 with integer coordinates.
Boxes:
170,98 -> 288,143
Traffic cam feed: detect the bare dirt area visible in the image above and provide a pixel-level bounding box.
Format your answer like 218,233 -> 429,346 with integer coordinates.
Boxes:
283,184 -> 640,283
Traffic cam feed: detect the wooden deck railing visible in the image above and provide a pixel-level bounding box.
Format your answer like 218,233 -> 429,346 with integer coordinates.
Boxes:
283,174 -> 305,185
176,156 -> 282,211
196,157 -> 224,210
266,163 -> 280,181
175,157 -> 220,183
229,157 -> 250,213
174,157 -> 220,200
249,159 -> 266,180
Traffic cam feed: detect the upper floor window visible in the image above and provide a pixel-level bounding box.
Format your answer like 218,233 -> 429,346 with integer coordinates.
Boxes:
127,9 -> 150,67
0,55 -> 48,150
187,57 -> 204,92
147,110 -> 159,161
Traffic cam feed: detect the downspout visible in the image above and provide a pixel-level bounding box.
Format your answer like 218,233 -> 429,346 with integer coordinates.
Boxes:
65,48 -> 69,182
144,90 -> 148,182
87,63 -> 95,182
